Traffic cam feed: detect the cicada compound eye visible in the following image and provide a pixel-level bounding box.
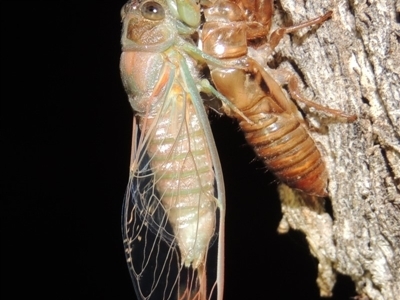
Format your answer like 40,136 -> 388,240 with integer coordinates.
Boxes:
141,1 -> 165,21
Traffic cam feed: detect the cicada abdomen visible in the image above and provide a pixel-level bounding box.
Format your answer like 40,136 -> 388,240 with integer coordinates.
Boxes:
201,0 -> 355,197
120,1 -> 225,299
207,58 -> 328,196
237,97 -> 328,196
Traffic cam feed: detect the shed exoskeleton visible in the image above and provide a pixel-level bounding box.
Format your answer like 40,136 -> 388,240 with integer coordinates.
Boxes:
201,0 -> 356,197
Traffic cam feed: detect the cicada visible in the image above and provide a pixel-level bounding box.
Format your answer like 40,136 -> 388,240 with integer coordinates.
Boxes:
120,1 -> 227,299
200,0 -> 356,197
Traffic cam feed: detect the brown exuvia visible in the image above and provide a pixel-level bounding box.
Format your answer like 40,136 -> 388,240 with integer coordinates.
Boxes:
201,0 -> 356,197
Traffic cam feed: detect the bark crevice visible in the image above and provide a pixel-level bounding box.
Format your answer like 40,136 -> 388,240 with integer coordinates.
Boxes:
274,1 -> 400,299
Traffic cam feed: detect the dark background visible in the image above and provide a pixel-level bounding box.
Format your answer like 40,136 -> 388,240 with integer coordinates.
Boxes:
2,1 -> 355,299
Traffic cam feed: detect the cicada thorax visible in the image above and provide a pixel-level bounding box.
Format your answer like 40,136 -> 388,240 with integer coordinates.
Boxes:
202,0 -> 330,197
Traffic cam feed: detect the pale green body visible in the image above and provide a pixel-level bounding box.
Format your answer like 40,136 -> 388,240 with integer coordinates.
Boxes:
120,1 -> 226,299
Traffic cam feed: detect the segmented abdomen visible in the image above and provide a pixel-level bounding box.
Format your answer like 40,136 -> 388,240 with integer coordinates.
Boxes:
140,102 -> 216,267
239,105 -> 328,197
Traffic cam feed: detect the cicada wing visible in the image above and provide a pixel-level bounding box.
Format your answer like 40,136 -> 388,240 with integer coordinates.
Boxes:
122,103 -> 224,300
176,56 -> 226,300
122,116 -> 181,300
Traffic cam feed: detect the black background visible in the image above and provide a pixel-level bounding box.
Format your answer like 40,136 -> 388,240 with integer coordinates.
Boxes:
2,1 -> 355,299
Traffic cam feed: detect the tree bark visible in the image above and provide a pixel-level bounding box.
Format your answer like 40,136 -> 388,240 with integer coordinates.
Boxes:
270,0 -> 400,299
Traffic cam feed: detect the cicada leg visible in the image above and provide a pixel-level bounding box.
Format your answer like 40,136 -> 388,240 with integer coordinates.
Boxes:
267,67 -> 358,122
244,57 -> 357,122
199,78 -> 254,124
268,11 -> 333,50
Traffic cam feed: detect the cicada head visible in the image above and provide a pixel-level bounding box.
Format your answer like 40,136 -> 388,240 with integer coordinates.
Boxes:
121,0 -> 177,52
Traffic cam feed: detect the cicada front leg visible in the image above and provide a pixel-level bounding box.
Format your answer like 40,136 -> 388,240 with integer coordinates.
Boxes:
267,11 -> 333,50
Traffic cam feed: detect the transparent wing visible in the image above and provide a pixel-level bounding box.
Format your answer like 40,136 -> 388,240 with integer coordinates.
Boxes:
122,56 -> 225,300
122,117 -> 180,300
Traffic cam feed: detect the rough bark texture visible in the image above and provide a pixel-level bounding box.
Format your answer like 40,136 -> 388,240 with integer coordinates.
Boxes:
270,0 -> 400,299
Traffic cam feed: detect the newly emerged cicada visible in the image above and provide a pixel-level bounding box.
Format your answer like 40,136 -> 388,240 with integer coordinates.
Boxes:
200,0 -> 356,197
120,1 -> 228,299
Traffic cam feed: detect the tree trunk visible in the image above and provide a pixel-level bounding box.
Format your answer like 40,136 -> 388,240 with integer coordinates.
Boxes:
270,0 -> 400,299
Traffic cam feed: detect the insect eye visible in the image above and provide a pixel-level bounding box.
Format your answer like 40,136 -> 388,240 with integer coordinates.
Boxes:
141,1 -> 165,20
